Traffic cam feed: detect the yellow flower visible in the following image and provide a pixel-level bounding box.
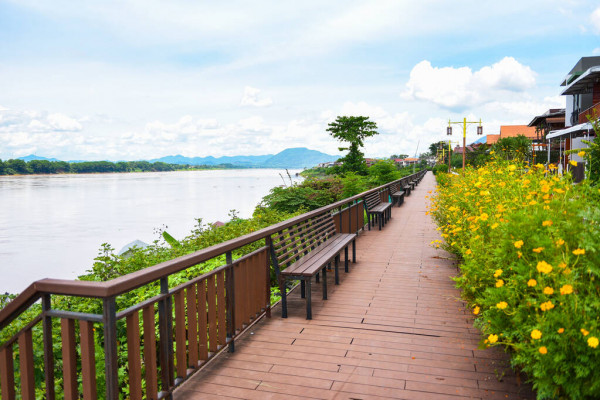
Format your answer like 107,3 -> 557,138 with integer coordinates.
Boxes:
541,185 -> 550,193
556,239 -> 565,246
542,220 -> 552,227
572,248 -> 585,256
527,279 -> 537,287
536,261 -> 553,274
558,262 -> 567,269
495,279 -> 504,288
531,329 -> 542,340
494,269 -> 503,278
480,190 -> 490,196
491,223 -> 499,229
578,151 -> 586,158
473,306 -> 480,315
589,337 -> 599,348
581,328 -> 589,336
540,301 -> 555,311
514,240 -> 524,249
570,160 -> 578,166
508,165 -> 516,171
517,251 -> 522,259
497,301 -> 508,309
543,287 -> 554,295
558,328 -> 564,334
560,284 -> 573,295
465,249 -> 472,255
528,200 -> 537,205
480,213 -> 489,221
539,346 -> 548,355
488,334 -> 498,343
532,247 -> 544,253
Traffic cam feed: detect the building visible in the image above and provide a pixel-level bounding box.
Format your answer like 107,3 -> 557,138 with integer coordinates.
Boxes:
485,125 -> 538,145
393,157 -> 419,167
546,56 -> 599,171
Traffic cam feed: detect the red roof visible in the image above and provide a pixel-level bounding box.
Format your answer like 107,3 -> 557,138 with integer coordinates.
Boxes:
499,125 -> 537,139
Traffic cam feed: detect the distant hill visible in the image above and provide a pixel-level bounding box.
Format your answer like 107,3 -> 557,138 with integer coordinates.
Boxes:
151,148 -> 339,169
14,148 -> 340,169
17,154 -> 60,162
262,148 -> 339,168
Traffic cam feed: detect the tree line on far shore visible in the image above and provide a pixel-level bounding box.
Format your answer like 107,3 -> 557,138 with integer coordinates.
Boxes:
0,159 -> 241,175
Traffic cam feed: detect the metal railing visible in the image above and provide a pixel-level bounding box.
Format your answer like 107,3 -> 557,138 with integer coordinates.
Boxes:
0,170 -> 426,399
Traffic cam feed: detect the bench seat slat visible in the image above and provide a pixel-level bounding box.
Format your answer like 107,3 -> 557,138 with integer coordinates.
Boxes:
281,234 -> 355,277
368,203 -> 391,213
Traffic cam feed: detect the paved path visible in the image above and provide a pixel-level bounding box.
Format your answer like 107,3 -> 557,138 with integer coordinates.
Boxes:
175,172 -> 535,400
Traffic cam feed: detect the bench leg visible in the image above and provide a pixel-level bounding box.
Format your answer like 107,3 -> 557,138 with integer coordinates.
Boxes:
280,278 -> 288,318
352,239 -> 356,263
344,246 -> 349,272
306,278 -> 312,320
322,268 -> 327,300
334,255 -> 339,285
315,271 -> 320,283
300,280 -> 305,299
378,213 -> 382,230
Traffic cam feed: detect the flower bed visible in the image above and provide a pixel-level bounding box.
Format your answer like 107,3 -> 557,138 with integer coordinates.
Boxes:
429,160 -> 600,399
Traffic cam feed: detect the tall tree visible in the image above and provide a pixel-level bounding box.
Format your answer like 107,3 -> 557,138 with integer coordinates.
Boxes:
327,116 -> 378,174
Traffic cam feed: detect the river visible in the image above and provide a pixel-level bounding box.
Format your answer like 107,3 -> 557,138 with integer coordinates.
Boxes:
0,169 -> 302,294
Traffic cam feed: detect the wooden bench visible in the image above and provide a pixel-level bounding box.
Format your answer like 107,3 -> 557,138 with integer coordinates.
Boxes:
401,178 -> 412,196
269,212 -> 356,319
364,191 -> 392,231
389,182 -> 405,207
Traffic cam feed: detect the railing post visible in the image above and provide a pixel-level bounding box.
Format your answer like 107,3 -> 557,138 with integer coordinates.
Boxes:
158,277 -> 174,398
348,202 -> 352,234
225,251 -> 235,353
265,236 -> 272,318
103,297 -> 118,400
42,294 -> 55,400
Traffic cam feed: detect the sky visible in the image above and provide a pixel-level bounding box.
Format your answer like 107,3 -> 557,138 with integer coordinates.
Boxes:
1,0 -> 599,161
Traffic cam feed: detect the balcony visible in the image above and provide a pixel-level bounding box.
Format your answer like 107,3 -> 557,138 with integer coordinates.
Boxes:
578,102 -> 600,124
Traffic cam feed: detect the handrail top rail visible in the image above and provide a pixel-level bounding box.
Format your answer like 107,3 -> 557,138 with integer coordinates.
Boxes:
0,172 -> 425,331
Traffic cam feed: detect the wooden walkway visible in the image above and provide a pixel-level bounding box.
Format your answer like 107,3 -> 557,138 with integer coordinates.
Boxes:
175,173 -> 535,400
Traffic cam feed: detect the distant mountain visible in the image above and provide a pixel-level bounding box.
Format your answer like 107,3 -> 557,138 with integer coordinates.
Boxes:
17,154 -> 60,162
151,148 -> 339,169
262,148 -> 339,168
15,148 -> 340,169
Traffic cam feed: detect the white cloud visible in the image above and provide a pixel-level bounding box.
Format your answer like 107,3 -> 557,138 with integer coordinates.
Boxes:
240,87 -> 272,107
591,7 -> 600,34
47,113 -> 83,131
402,57 -> 537,110
594,47 -> 600,55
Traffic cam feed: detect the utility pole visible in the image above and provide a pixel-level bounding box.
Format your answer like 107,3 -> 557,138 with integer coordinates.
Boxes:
447,118 -> 483,170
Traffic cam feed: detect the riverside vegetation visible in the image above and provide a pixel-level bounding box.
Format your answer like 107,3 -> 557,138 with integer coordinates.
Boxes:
0,159 -> 243,175
429,121 -> 600,399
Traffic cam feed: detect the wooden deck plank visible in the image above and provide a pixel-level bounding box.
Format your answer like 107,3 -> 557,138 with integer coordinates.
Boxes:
174,173 -> 535,400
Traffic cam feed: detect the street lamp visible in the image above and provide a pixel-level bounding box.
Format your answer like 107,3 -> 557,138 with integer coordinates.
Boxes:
447,117 -> 483,170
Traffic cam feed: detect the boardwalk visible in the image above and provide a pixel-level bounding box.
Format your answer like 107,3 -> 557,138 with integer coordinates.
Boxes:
175,173 -> 535,400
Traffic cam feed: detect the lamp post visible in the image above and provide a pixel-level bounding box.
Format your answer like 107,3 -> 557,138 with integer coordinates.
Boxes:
447,117 -> 483,170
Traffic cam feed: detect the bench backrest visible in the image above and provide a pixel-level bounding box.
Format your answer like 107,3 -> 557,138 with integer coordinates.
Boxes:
364,191 -> 383,211
390,182 -> 400,193
270,212 -> 337,271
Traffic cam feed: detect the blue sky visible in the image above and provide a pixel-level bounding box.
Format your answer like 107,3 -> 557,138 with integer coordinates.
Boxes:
1,0 -> 599,160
